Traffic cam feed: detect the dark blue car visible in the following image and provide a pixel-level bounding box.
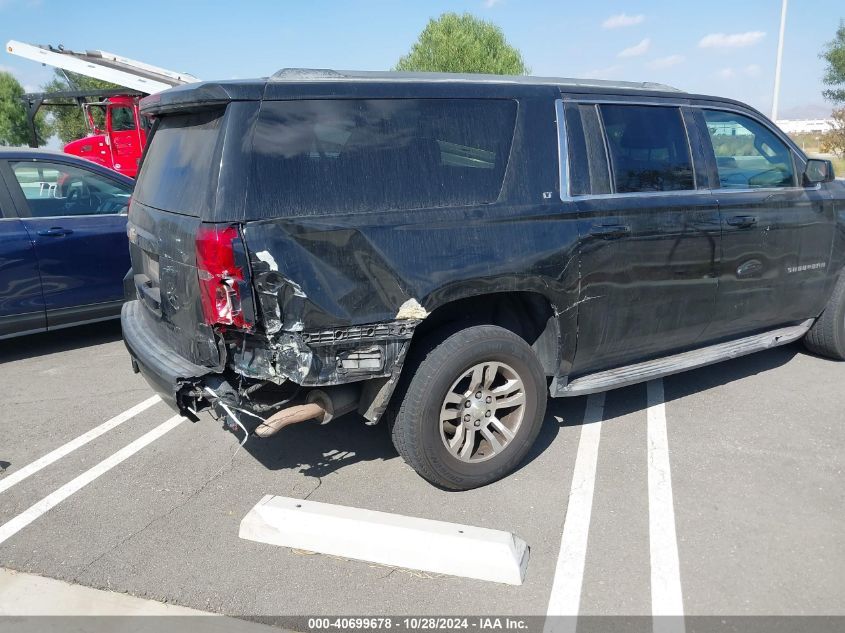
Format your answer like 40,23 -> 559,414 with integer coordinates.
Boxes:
0,149 -> 134,339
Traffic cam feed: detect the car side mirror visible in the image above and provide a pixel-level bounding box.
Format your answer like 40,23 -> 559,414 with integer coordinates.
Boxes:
803,158 -> 835,185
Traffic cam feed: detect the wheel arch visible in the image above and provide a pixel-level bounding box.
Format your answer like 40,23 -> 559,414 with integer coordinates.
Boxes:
413,290 -> 562,376
360,290 -> 574,425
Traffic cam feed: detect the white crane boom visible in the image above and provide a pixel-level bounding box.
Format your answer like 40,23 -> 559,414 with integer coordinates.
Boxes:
5,39 -> 201,94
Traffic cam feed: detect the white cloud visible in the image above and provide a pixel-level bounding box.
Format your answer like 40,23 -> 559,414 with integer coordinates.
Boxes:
699,31 -> 766,49
618,38 -> 651,58
602,13 -> 645,29
647,55 -> 685,70
586,65 -> 624,79
483,0 -> 502,7
716,65 -> 762,80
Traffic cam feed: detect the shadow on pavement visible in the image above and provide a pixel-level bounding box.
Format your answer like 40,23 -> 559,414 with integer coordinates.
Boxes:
231,344 -> 808,483
241,413 -> 397,478
238,386 -> 586,484
0,320 -> 123,364
244,342 -> 840,500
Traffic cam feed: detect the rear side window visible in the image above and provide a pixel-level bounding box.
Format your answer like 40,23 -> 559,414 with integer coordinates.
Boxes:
134,109 -> 225,216
600,105 -> 694,193
246,98 -> 517,218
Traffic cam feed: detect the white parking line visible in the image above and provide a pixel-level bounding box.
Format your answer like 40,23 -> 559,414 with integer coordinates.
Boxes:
646,379 -> 685,632
544,392 -> 605,633
0,415 -> 184,547
0,395 -> 161,495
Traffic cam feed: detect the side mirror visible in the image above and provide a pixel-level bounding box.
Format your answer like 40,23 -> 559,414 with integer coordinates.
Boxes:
803,158 -> 835,185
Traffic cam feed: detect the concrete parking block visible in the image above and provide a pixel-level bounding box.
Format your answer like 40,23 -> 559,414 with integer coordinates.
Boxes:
240,494 -> 530,585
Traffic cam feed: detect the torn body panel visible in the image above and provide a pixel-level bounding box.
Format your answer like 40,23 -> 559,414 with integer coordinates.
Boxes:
225,194 -> 583,423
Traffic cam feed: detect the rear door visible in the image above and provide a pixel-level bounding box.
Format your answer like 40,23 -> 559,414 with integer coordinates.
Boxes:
564,99 -> 721,374
127,105 -> 239,368
696,107 -> 835,340
0,168 -> 45,337
3,158 -> 132,327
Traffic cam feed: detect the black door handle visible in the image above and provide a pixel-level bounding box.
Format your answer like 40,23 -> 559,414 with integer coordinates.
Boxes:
589,224 -> 631,239
726,215 -> 757,228
37,227 -> 73,237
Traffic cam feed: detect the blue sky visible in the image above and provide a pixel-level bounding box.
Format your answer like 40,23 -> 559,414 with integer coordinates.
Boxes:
0,0 -> 841,119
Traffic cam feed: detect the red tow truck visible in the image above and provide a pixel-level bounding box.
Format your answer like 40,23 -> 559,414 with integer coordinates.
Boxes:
62,94 -> 146,177
6,40 -> 200,178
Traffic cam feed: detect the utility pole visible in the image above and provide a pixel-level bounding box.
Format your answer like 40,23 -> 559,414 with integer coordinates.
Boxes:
771,0 -> 788,121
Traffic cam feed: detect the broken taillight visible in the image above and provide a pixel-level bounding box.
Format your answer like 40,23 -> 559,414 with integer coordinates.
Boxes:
195,224 -> 252,330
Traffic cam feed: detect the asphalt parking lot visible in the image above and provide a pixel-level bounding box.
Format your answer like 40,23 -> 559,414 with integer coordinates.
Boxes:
0,321 -> 843,630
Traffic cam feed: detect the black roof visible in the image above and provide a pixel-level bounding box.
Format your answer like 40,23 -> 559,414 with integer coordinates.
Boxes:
139,68 -> 761,121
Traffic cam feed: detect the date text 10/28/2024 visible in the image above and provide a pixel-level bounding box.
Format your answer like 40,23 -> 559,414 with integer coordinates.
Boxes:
307,617 -> 529,631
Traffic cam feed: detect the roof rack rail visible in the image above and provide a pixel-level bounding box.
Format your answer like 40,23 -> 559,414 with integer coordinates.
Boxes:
268,68 -> 682,93
271,68 -> 346,81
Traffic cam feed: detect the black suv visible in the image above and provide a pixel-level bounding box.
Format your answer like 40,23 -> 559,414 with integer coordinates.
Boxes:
122,69 -> 844,490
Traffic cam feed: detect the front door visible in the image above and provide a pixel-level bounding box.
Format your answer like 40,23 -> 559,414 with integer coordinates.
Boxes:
4,159 -> 132,327
107,103 -> 143,177
697,108 -> 835,341
571,103 -> 721,374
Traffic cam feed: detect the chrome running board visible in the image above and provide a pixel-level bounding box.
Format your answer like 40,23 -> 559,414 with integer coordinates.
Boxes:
555,319 -> 814,396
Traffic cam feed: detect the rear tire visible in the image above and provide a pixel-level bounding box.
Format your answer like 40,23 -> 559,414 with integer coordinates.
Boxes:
389,325 -> 547,490
804,271 -> 845,360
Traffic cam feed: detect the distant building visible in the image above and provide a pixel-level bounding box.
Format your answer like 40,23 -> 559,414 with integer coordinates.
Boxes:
774,119 -> 833,135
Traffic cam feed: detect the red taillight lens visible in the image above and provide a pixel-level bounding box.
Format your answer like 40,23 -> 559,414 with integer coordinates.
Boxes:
195,224 -> 251,329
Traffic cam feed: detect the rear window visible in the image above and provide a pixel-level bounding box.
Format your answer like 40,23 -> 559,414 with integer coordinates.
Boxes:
134,108 -> 225,216
246,98 -> 517,218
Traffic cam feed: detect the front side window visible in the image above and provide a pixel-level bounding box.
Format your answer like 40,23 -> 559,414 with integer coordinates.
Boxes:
703,110 -> 795,189
11,161 -> 131,217
600,104 -> 695,193
246,98 -> 518,218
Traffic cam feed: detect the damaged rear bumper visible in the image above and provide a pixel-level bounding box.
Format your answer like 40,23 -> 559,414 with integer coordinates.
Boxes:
122,297 -> 420,426
121,300 -> 212,417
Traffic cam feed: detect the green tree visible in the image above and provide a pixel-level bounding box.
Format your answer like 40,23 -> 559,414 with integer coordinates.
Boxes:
0,71 -> 50,146
395,12 -> 529,75
820,108 -> 845,157
821,21 -> 845,104
41,70 -> 121,144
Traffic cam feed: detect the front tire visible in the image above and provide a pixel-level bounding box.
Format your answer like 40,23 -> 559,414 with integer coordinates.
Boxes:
804,271 -> 845,360
389,325 -> 547,490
